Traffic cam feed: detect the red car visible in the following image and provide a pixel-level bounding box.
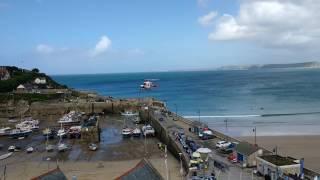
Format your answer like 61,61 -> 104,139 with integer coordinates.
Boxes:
228,154 -> 237,163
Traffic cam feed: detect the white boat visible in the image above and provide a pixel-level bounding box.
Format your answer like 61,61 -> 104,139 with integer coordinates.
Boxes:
26,147 -> 34,153
132,127 -> 141,137
8,146 -> 15,152
58,111 -> 81,125
57,143 -> 68,152
122,128 -> 132,138
0,127 -> 11,136
57,129 -> 67,137
142,125 -> 155,137
121,111 -> 139,116
0,152 -> 13,160
88,143 -> 98,151
16,118 -> 39,130
9,129 -> 32,138
8,119 -> 18,123
57,122 -> 67,138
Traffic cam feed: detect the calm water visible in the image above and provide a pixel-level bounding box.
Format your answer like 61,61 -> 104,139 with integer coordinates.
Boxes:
53,69 -> 320,136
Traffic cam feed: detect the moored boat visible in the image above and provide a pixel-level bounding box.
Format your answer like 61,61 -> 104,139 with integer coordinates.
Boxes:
0,127 -> 11,136
121,111 -> 139,116
68,126 -> 81,138
9,129 -> 32,138
57,143 -> 68,152
142,125 -> 155,137
57,111 -> 81,126
122,128 -> 132,138
88,143 -> 98,151
132,127 -> 141,137
26,147 -> 34,153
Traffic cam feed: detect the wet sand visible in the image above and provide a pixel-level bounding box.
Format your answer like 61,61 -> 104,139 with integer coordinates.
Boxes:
239,135 -> 320,173
0,115 -> 181,179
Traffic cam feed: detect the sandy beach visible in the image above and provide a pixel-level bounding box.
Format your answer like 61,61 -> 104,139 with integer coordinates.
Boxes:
239,135 -> 320,173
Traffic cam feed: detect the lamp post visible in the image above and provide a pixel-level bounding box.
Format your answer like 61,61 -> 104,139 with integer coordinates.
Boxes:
179,152 -> 183,180
253,126 -> 257,145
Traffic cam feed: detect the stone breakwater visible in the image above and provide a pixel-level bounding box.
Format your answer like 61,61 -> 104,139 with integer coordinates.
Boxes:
0,98 -> 146,120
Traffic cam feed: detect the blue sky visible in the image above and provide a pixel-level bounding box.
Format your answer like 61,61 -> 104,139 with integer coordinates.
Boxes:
0,0 -> 320,74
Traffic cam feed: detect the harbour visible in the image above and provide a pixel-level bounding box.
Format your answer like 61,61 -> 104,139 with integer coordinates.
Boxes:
1,97 -> 319,179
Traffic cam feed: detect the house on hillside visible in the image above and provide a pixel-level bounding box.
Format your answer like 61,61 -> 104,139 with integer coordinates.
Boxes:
0,67 -> 10,80
233,141 -> 263,167
16,84 -> 26,92
34,77 -> 47,84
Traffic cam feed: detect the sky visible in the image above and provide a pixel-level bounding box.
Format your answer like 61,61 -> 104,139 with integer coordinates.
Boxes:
1,0 -> 320,74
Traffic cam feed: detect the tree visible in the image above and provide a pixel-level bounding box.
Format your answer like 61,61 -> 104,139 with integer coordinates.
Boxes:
31,68 -> 40,73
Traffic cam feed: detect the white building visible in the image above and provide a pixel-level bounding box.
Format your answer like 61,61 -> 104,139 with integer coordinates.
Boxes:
34,77 -> 47,84
256,155 -> 302,180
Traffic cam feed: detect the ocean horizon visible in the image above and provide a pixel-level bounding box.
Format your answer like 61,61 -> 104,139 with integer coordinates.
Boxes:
52,68 -> 320,136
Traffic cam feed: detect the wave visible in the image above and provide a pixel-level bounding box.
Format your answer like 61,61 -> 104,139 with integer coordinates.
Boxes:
261,111 -> 320,117
183,115 -> 261,118
183,111 -> 320,119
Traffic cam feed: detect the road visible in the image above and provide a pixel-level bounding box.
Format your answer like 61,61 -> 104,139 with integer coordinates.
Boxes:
150,108 -> 264,180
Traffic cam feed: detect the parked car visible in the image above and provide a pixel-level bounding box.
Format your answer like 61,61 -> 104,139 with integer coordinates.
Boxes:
228,154 -> 237,163
215,141 -> 231,149
189,142 -> 199,152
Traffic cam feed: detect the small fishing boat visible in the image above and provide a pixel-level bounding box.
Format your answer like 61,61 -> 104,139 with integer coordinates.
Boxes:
57,143 -> 68,152
58,111 -> 81,126
9,129 -> 32,139
121,111 -> 139,116
57,123 -> 67,138
68,126 -> 81,138
0,152 -> 13,160
8,119 -> 18,123
0,127 -> 11,136
122,128 -> 132,138
26,147 -> 34,153
132,127 -> 141,137
88,143 -> 98,151
142,125 -> 155,137
8,146 -> 15,152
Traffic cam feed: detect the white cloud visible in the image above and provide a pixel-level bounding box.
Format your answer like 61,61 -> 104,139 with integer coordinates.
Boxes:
208,0 -> 320,48
198,11 -> 217,26
36,44 -> 54,54
90,35 -> 112,57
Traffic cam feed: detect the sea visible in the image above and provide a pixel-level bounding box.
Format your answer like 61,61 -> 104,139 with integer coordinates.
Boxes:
52,69 -> 320,136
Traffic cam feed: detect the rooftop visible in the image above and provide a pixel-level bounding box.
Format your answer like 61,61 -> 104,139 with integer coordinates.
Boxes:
31,167 -> 67,180
115,159 -> 163,180
259,155 -> 298,166
235,141 -> 260,156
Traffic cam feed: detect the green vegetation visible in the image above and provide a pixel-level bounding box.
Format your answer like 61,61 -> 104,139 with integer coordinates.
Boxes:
0,66 -> 67,93
0,93 -> 64,103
